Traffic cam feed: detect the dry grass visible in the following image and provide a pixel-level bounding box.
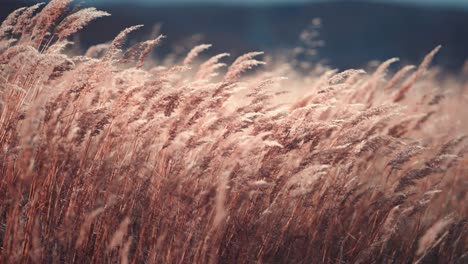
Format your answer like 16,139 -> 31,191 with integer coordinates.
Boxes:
0,1 -> 467,263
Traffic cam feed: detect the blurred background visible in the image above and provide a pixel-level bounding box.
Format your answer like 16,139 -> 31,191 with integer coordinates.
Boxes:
2,0 -> 468,71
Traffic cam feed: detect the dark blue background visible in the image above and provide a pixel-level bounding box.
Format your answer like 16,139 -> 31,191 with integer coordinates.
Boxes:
2,0 -> 468,71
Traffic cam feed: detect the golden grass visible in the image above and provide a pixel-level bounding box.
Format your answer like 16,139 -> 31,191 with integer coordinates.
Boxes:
0,1 -> 467,263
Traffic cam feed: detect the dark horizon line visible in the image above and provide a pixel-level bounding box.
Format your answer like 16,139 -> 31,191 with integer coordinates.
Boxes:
9,0 -> 468,12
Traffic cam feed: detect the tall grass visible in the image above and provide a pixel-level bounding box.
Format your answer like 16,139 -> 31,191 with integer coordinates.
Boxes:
0,1 -> 467,263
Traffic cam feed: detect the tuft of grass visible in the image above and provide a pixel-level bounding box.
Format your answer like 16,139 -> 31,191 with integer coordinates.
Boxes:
0,1 -> 467,263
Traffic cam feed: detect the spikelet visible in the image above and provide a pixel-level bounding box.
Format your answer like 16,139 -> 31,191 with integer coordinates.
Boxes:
385,65 -> 416,90
103,25 -> 144,61
183,44 -> 212,66
374,58 -> 400,78
55,7 -> 111,40
437,135 -> 467,156
120,236 -> 133,264
110,25 -> 144,52
224,51 -> 265,82
119,42 -> 144,63
46,40 -> 73,54
0,7 -> 27,39
364,57 -> 399,94
136,35 -> 165,69
393,45 -> 442,102
213,171 -> 229,228
108,217 -> 131,251
387,142 -> 425,170
0,44 -> 37,63
349,104 -> 395,126
196,53 -> 230,80
30,0 -> 72,47
416,217 -> 453,256
12,3 -> 45,36
329,69 -> 366,85
0,39 -> 17,53
382,205 -> 401,236
395,166 -> 430,191
247,76 -> 287,97
289,70 -> 338,110
151,65 -> 191,79
111,25 -> 143,49
76,207 -> 105,248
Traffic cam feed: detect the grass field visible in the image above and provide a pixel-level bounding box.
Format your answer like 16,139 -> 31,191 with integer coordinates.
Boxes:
0,1 -> 467,263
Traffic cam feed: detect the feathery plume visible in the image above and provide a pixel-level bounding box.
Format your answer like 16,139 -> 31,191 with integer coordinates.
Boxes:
46,40 -> 73,54
393,45 -> 442,102
183,44 -> 212,66
417,217 -> 453,256
12,3 -> 45,36
136,35 -> 165,69
387,143 -> 425,170
109,217 -> 131,251
55,7 -> 111,40
385,65 -> 416,90
224,51 -> 265,82
0,7 -> 27,39
196,53 -> 230,80
103,24 -> 144,61
30,0 -> 72,47
329,69 -> 366,84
